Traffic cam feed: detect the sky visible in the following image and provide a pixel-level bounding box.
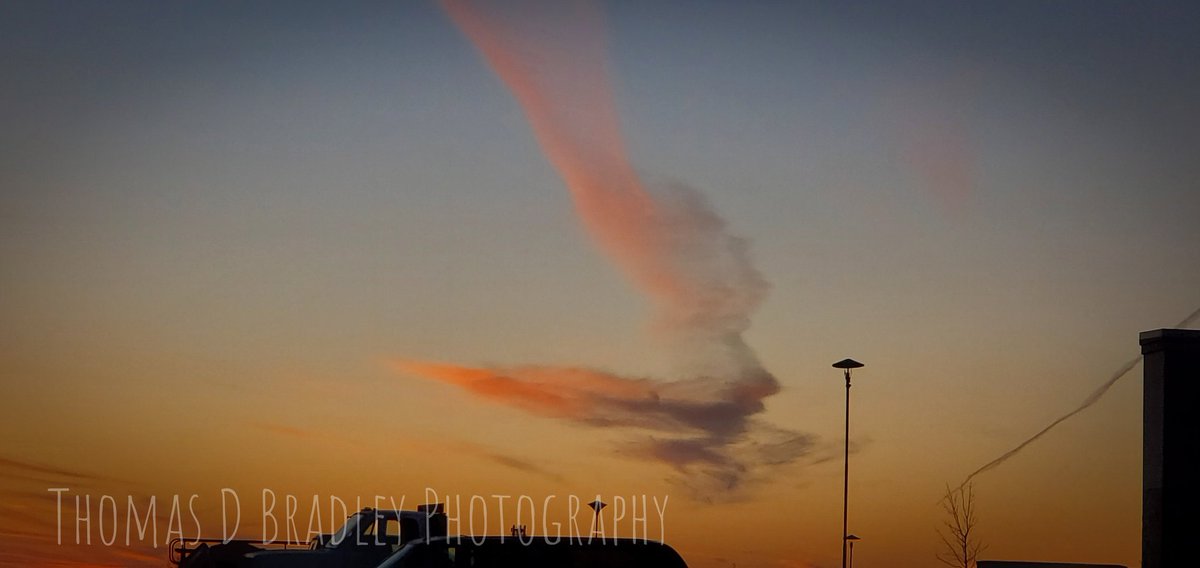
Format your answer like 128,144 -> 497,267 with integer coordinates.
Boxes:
2,1 -> 1199,567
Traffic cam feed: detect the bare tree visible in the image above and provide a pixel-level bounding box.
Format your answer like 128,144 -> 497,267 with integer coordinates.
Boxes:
937,483 -> 986,568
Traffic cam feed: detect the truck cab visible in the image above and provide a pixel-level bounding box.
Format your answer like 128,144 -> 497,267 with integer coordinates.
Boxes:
172,505 -> 447,568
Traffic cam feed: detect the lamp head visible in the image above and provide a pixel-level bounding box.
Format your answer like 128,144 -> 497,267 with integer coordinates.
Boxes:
832,358 -> 864,370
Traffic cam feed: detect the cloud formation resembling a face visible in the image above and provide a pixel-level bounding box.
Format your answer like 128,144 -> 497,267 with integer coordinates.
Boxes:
398,0 -> 820,496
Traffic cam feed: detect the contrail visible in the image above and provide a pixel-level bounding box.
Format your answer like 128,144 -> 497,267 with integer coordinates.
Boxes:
954,306 -> 1200,492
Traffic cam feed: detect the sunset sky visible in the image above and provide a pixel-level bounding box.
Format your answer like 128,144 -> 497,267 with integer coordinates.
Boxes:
2,2 -> 1199,567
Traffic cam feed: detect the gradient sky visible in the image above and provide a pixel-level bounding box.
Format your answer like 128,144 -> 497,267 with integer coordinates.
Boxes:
2,2 -> 1199,567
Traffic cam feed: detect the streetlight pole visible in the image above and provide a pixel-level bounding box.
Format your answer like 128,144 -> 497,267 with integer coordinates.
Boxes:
833,359 -> 864,568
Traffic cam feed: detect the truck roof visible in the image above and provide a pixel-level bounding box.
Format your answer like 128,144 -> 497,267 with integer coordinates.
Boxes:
378,535 -> 688,568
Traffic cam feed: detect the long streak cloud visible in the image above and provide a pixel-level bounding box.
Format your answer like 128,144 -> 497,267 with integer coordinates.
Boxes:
956,306 -> 1200,491
393,0 -> 813,493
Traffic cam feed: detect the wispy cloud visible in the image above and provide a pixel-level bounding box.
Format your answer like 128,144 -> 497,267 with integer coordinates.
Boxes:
248,421 -> 317,440
410,0 -> 821,496
394,360 -> 817,496
448,441 -> 566,483
0,457 -> 104,483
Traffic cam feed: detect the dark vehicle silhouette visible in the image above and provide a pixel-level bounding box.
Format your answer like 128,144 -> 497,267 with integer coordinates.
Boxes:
171,506 -> 447,568
375,536 -> 688,568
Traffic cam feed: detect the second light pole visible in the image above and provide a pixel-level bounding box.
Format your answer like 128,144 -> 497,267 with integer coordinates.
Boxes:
846,534 -> 861,568
833,358 -> 864,568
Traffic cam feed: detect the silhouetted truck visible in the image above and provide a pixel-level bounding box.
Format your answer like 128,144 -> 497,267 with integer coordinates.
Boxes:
170,504 -> 688,567
171,505 -> 447,568
375,536 -> 689,568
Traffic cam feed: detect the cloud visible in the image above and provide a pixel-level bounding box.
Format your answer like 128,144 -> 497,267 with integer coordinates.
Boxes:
0,456 -> 116,488
424,0 -> 820,495
467,449 -> 566,483
395,360 -> 816,496
393,360 -> 780,439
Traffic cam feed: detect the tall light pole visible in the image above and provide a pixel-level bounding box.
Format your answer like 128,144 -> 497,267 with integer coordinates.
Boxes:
833,358 -> 864,568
